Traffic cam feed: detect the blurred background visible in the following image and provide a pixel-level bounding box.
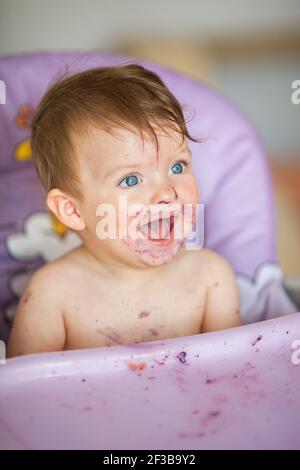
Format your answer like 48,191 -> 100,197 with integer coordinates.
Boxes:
0,0 -> 299,275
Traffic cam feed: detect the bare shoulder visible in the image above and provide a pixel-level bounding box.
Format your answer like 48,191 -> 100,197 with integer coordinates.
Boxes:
32,244 -> 85,284
23,248 -> 77,296
181,248 -> 240,332
182,247 -> 236,286
200,249 -> 240,331
200,248 -> 236,282
6,247 -> 84,358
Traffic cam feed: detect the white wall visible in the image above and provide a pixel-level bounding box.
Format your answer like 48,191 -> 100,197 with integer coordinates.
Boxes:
0,0 -> 300,55
216,57 -> 300,156
0,0 -> 299,155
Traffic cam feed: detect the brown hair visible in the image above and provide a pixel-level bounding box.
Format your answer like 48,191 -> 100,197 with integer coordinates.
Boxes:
31,63 -> 202,199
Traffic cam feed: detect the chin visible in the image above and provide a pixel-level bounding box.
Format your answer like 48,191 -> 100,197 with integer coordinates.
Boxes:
124,237 -> 185,267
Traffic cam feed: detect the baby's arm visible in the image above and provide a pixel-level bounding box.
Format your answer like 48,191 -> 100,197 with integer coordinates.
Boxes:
202,251 -> 241,333
7,266 -> 66,358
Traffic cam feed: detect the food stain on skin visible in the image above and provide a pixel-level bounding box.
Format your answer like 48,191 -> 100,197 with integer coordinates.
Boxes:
149,328 -> 159,336
97,327 -> 123,345
128,362 -> 146,371
121,205 -> 188,267
251,335 -> 263,347
139,311 -> 150,319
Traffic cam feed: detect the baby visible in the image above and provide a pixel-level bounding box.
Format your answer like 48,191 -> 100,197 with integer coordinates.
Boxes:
8,64 -> 240,357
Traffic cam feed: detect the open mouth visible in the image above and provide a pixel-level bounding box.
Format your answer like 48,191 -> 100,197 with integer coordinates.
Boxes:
139,214 -> 175,244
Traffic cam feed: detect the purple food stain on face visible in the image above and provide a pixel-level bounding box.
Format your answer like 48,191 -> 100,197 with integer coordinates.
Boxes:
177,351 -> 187,364
139,311 -> 150,319
251,334 -> 263,347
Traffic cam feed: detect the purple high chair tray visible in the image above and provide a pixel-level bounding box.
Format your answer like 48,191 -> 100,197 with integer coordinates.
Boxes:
0,313 -> 300,450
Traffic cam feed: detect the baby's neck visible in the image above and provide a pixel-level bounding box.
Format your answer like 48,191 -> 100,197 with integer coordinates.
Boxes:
79,243 -> 185,282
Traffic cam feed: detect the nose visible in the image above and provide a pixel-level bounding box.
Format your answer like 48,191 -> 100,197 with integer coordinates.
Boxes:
150,181 -> 177,205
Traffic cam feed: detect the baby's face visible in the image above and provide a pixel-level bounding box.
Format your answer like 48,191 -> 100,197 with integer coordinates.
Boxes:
74,124 -> 199,268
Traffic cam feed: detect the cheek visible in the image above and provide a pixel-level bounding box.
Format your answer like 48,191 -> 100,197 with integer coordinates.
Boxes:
80,199 -> 98,230
179,176 -> 199,204
80,188 -> 114,234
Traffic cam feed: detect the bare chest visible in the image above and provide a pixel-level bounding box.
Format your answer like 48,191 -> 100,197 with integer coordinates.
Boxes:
64,276 -> 206,350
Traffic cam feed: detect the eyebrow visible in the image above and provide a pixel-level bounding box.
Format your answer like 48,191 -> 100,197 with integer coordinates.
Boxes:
105,147 -> 191,180
105,162 -> 145,180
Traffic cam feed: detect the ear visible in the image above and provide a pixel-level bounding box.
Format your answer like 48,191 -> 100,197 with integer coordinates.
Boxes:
46,188 -> 86,231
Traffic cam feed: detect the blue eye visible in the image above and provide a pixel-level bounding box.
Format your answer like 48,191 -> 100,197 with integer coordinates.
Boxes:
170,162 -> 184,175
119,174 -> 141,188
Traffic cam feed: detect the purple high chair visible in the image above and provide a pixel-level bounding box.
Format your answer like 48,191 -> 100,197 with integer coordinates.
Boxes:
0,51 -> 299,450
